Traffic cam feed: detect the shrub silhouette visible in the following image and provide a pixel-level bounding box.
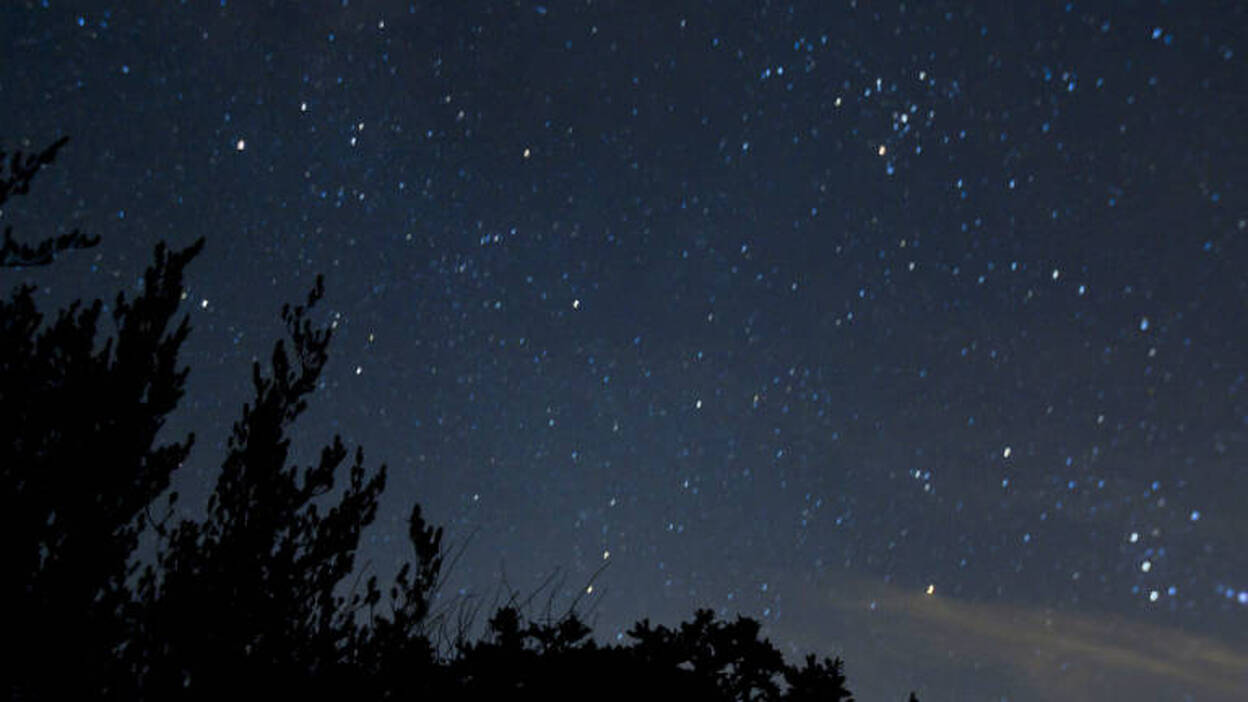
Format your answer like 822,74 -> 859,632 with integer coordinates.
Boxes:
1,137 -> 916,701
443,605 -> 856,701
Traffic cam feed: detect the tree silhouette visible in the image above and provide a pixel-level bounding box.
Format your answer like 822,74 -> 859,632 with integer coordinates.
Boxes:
124,276 -> 445,699
0,136 -> 100,266
624,609 -> 853,701
1,229 -> 200,697
429,600 -> 861,701
2,138 -> 913,701
0,137 -> 443,699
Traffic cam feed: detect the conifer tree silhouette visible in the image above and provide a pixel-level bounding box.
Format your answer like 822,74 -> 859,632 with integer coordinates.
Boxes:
126,276 -> 445,699
1,225 -> 200,696
0,136 -> 444,699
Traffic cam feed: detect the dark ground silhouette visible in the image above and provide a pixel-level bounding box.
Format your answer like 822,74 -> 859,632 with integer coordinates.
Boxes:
1,137 -> 917,701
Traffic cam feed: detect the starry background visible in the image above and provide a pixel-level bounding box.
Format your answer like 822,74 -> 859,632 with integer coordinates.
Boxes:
3,1 -> 1247,700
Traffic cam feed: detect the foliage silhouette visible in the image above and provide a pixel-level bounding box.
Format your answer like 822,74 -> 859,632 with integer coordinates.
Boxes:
2,137 -> 916,701
123,274 -> 445,699
441,605 -> 860,701
0,136 -> 100,266
1,230 -> 200,697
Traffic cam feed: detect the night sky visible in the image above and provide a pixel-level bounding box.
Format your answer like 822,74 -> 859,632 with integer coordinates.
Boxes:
3,2 -> 1247,700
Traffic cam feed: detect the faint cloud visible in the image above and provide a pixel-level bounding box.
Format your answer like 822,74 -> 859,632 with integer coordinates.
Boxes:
771,572 -> 1248,702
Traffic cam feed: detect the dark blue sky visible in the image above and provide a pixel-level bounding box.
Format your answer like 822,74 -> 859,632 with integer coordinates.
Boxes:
3,2 -> 1246,699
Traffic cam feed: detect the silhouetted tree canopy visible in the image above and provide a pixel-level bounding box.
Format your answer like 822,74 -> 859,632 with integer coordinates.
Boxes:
1,231 -> 200,697
1,137 -> 914,701
442,605 -> 857,701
